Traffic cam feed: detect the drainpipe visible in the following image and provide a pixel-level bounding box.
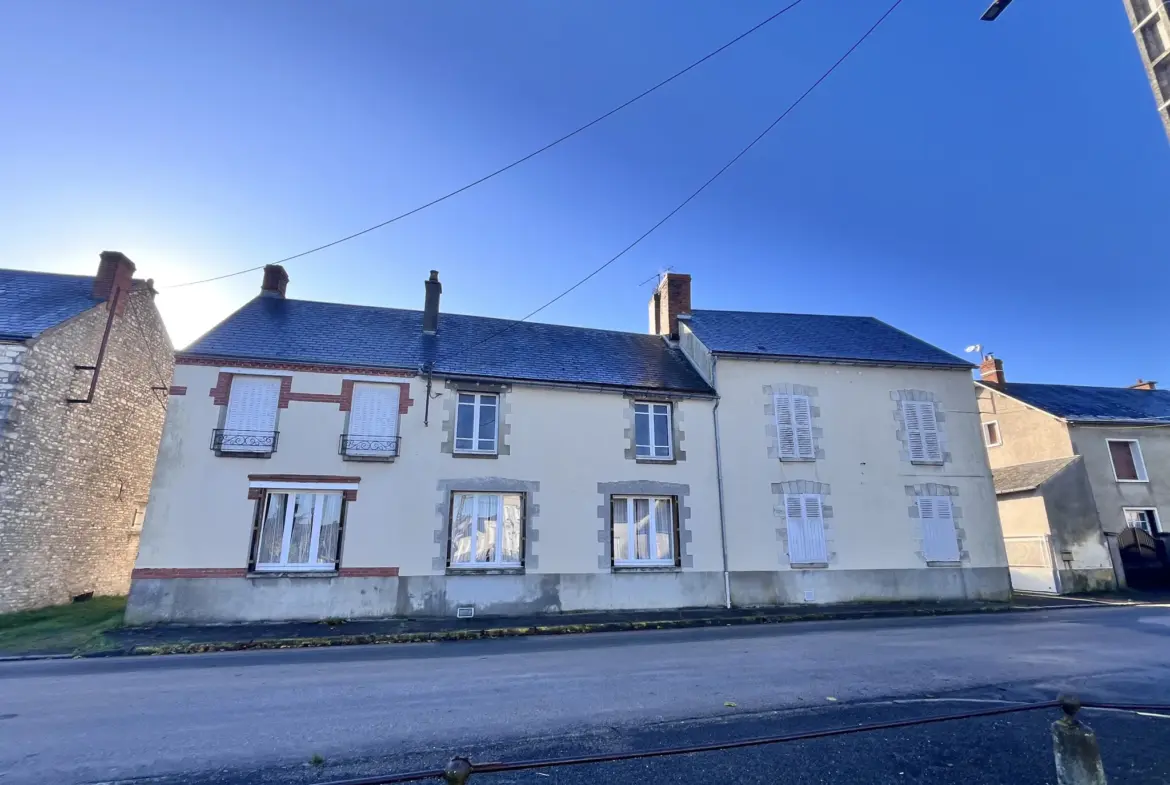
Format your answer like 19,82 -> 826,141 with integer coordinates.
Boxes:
66,288 -> 121,404
711,355 -> 731,609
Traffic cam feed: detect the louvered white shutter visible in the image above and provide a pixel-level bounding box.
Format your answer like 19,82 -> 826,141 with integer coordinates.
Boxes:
918,402 -> 943,462
347,383 -> 401,456
920,496 -> 960,562
775,393 -> 797,459
786,494 -> 828,565
223,376 -> 280,451
903,401 -> 925,462
792,395 -> 814,459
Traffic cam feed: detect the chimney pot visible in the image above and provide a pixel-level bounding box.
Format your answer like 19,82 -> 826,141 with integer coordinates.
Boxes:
648,272 -> 691,339
93,251 -> 136,314
980,354 -> 1005,385
423,270 -> 442,335
261,264 -> 289,298
1130,379 -> 1158,390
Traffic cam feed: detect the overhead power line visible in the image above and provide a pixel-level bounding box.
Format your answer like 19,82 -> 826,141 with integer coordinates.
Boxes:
438,0 -> 905,367
164,0 -> 810,290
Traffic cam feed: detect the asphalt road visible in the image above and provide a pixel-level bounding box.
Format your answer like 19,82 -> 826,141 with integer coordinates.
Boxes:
3,605 -> 1170,785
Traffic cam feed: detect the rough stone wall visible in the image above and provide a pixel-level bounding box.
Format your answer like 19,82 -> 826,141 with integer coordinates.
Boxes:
0,288 -> 172,612
0,344 -> 28,428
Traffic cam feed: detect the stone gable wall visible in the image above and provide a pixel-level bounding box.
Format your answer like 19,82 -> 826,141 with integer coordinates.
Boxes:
0,289 -> 172,612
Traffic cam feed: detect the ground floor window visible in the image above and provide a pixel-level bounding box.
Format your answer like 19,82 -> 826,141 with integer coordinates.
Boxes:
251,491 -> 345,572
449,492 -> 523,568
612,496 -> 676,566
1124,508 -> 1160,535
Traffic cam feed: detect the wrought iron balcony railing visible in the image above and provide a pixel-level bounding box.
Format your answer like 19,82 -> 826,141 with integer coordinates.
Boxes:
211,429 -> 279,454
339,434 -> 400,459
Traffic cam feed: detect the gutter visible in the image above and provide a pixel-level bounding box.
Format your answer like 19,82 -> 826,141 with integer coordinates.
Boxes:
711,350 -> 973,372
711,355 -> 731,609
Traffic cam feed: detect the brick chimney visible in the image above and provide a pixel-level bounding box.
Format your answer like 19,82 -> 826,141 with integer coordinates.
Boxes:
422,270 -> 441,335
980,354 -> 1005,385
648,272 -> 691,340
1130,379 -> 1158,390
93,251 -> 135,315
260,264 -> 289,298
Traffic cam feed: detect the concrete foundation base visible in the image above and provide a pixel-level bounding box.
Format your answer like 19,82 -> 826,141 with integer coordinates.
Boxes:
1058,568 -> 1118,594
125,566 -> 1012,624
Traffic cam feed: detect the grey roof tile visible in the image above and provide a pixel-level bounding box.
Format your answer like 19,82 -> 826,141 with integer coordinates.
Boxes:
0,270 -> 100,340
684,310 -> 970,368
182,297 -> 715,394
985,382 -> 1170,424
992,456 -> 1079,495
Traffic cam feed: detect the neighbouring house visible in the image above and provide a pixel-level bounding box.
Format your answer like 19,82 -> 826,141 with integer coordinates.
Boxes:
126,267 -> 1008,624
0,252 -> 173,613
976,356 -> 1170,593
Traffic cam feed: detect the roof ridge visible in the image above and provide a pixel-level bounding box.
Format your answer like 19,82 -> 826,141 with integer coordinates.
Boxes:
0,269 -> 95,281
1002,381 -> 1170,393
690,307 -> 880,320
275,297 -> 668,341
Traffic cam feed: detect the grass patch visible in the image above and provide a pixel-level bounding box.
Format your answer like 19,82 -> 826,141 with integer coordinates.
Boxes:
0,596 -> 126,656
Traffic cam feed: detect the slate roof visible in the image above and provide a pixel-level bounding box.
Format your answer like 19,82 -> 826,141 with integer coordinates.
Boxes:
980,382 -> 1170,424
992,456 -> 1079,495
182,297 -> 716,394
0,269 -> 101,340
683,310 -> 970,368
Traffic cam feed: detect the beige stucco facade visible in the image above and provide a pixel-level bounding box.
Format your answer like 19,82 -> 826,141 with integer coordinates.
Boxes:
706,354 -> 1009,605
976,386 -> 1074,468
128,362 -> 726,623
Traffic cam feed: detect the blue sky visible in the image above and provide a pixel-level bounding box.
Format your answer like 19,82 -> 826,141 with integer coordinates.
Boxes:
2,1 -> 1167,387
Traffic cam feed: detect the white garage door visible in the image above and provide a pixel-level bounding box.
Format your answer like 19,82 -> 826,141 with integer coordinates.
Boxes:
1004,535 -> 1059,594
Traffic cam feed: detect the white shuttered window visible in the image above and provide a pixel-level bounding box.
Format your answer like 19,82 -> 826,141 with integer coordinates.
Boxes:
919,496 -> 961,562
346,383 -> 401,456
784,493 -> 828,564
902,401 -> 943,463
774,393 -> 815,460
222,376 -> 281,452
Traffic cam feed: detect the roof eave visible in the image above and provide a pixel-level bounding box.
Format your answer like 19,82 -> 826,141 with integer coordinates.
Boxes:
710,350 -> 973,371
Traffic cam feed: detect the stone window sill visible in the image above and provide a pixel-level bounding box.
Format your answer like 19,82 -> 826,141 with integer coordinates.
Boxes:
215,451 -> 274,459
446,567 -> 525,576
926,560 -> 962,567
452,452 -> 499,460
779,457 -> 816,463
612,565 -> 681,573
341,454 -> 396,463
910,460 -> 945,467
789,562 -> 829,569
635,457 -> 677,465
247,571 -> 337,580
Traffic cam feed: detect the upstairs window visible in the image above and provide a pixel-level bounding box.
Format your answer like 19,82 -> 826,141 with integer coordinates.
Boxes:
343,382 -> 401,458
775,393 -> 814,460
634,402 -> 673,460
1109,440 -> 1148,482
902,401 -> 943,463
612,496 -> 676,566
218,375 -> 281,454
449,492 -> 523,568
1124,508 -> 1160,535
918,496 -> 960,563
252,491 -> 344,572
983,420 -> 1002,447
455,393 -> 498,454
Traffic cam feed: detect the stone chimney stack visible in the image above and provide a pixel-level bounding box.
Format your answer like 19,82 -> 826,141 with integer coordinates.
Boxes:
980,354 -> 1006,385
93,251 -> 136,315
423,270 -> 442,335
1130,379 -> 1158,390
260,264 -> 289,298
648,272 -> 691,340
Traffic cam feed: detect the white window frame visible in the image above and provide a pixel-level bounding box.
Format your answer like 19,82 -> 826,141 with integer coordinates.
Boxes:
634,402 -> 674,460
1123,507 -> 1160,535
448,492 -> 523,569
454,393 -> 499,454
983,420 -> 1002,448
612,495 -> 676,566
253,490 -> 345,573
918,495 -> 961,563
1107,439 -> 1149,482
902,400 -> 943,464
783,493 -> 828,565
